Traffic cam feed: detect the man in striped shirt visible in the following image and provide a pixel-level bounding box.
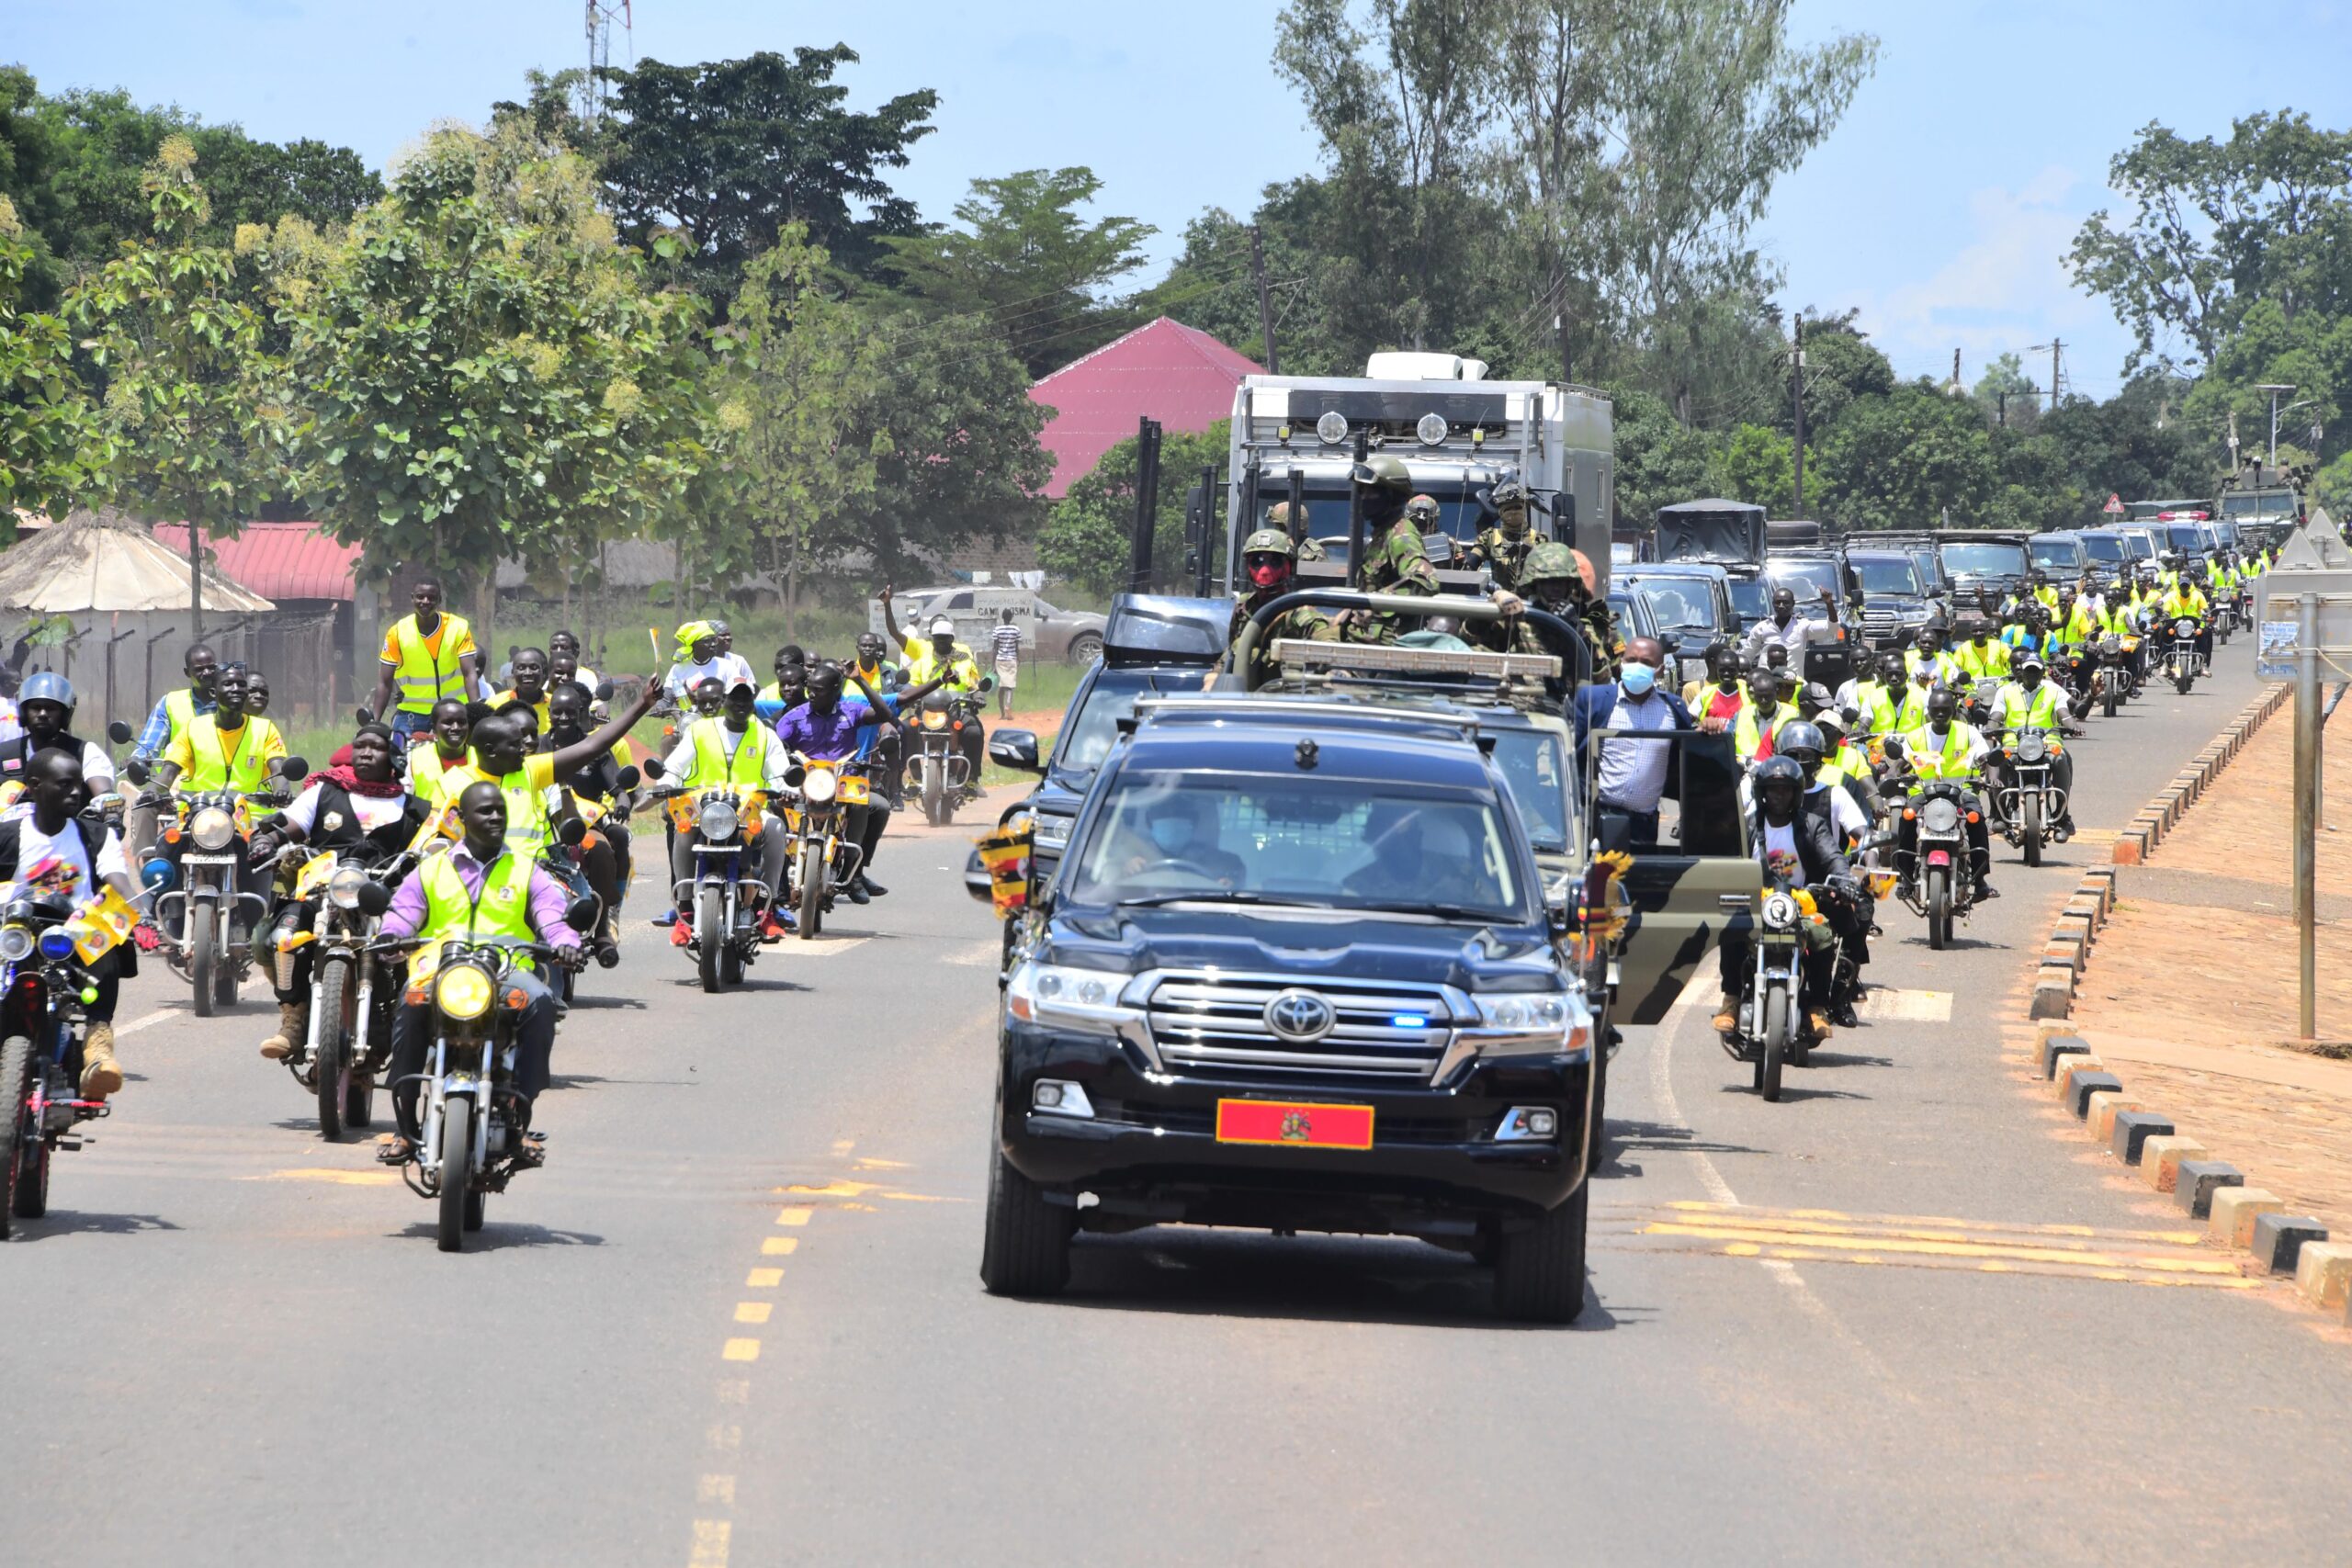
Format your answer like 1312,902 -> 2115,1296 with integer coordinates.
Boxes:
989,610 -> 1021,718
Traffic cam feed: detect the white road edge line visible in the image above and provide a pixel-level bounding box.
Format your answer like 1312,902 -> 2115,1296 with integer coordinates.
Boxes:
109,1009 -> 174,1040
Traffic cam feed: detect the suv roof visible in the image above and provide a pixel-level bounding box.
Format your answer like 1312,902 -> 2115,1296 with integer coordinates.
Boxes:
1125,700 -> 1496,792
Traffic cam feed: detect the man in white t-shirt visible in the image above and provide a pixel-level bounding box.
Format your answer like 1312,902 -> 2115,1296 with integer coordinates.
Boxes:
0,749 -> 140,1099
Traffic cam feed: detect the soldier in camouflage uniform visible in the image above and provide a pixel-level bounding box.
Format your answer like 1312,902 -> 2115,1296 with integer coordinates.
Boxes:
1506,541 -> 1621,684
1262,501 -> 1327,562
1464,477 -> 1541,591
1341,456 -> 1439,644
1227,528 -> 1338,685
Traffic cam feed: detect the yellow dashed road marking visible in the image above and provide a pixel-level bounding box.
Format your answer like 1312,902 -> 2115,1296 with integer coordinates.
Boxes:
721,1338 -> 761,1362
697,1475 -> 737,1505
775,1205 -> 813,1225
688,1519 -> 731,1567
249,1168 -> 399,1186
760,1236 -> 798,1256
733,1302 -> 771,1325
744,1267 -> 783,1288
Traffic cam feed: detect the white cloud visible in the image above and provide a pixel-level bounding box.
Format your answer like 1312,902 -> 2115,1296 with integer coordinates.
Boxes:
1833,165 -> 2131,391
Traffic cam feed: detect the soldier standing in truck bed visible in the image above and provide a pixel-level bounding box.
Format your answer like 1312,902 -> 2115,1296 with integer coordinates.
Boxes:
1464,479 -> 1541,591
1262,501 -> 1327,562
1340,456 -> 1439,645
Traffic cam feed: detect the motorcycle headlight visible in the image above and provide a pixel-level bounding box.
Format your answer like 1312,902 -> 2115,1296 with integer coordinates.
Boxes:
327,865 -> 369,910
37,929 -> 74,961
1006,961 -> 1141,1038
697,799 -> 740,840
2015,731 -> 2048,762
922,710 -> 948,731
434,964 -> 495,1021
191,807 -> 234,851
1464,986 -> 1593,1059
1761,891 -> 1799,930
0,925 -> 31,964
2176,619 -> 2196,636
801,769 -> 837,805
1921,797 -> 1962,835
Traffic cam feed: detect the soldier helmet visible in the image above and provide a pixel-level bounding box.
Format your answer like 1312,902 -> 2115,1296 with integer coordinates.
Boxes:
1522,541 -> 1581,590
1405,493 -> 1440,524
1241,528 -> 1295,559
1351,453 -> 1413,494
1492,479 -> 1530,509
1261,501 -> 1295,530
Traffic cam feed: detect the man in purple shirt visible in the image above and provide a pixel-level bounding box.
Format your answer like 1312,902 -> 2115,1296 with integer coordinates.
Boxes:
378,782 -> 585,1165
775,663 -> 948,904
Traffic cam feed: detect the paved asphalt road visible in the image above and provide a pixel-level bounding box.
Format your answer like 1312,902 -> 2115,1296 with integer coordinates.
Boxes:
7,645 -> 2350,1567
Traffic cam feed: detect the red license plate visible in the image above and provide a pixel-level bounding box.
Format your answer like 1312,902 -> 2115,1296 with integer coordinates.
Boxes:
1215,1099 -> 1374,1151
1926,850 -> 1951,866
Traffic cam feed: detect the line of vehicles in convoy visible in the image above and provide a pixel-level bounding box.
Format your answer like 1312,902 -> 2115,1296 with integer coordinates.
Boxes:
964,350 -> 2295,1323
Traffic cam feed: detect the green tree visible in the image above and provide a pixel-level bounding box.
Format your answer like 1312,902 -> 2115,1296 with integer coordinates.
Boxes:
1609,386 -> 1719,525
1972,350 -> 2040,429
1815,382 -> 1996,530
66,136 -> 282,636
278,123 -> 725,629
1039,421 -> 1230,596
1710,423 -> 1793,514
0,193 -> 85,518
597,48 -> 937,299
2069,112 -> 2352,372
880,167 -> 1153,378
1787,312 -> 1894,438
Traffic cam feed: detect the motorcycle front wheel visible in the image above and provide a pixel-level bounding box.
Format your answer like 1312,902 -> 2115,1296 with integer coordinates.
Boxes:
1760,986 -> 1788,1102
797,840 -> 825,940
1927,867 -> 1951,950
698,886 -> 726,992
922,757 -> 944,827
314,955 -> 353,1141
436,1097 -> 472,1254
0,1034 -> 37,1234
190,897 -> 218,1018
2022,792 -> 2044,868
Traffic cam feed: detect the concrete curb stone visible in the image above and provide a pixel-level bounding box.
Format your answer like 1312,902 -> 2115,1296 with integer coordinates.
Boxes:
2110,1111 -> 2176,1165
2251,1213 -> 2330,1277
2041,1034 -> 2089,1079
2139,1134 -> 2204,1192
2067,1071 -> 2122,1117
2211,1187 -> 2285,1248
2175,1160 -> 2244,1218
2294,1242 -> 2352,1311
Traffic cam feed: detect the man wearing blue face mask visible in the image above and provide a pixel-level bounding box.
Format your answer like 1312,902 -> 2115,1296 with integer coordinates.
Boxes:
1113,790 -> 1248,886
1571,636 -> 1695,848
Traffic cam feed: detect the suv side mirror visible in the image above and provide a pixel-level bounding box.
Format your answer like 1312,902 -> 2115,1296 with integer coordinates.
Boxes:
989,729 -> 1043,773
276,755 -> 309,779
963,847 -> 996,905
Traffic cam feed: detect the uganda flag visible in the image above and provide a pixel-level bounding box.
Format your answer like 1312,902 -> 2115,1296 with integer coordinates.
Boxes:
975,822 -> 1032,919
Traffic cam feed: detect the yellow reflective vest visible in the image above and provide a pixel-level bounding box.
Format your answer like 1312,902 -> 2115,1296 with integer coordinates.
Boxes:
389,613 -> 477,715
413,848 -> 539,976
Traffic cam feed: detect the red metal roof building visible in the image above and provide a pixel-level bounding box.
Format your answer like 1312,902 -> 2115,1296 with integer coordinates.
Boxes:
1028,317 -> 1263,500
150,522 -> 362,603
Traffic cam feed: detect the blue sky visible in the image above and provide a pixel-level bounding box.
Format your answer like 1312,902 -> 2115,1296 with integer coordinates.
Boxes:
12,0 -> 2352,395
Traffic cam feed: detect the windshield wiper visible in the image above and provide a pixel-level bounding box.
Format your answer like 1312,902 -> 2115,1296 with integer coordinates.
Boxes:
1116,891 -> 1323,910
1348,900 -> 1515,921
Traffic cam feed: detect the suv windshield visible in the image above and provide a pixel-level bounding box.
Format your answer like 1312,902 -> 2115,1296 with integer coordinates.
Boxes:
1053,670 -> 1193,776
2165,524 -> 2205,551
1766,559 -> 1840,618
2080,534 -> 2129,563
1724,576 -> 1770,623
1067,771 -> 1525,919
2222,491 -> 2293,518
1850,558 -> 1920,594
1633,579 -> 1721,633
1941,542 -> 2028,580
1488,728 -> 1573,854
2030,537 -> 2085,571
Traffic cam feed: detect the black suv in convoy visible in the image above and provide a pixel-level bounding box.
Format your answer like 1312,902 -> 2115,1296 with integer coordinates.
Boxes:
980,696 -> 1598,1322
1843,547 -> 1937,647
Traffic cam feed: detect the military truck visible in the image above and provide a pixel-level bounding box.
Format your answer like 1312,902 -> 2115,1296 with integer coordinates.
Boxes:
1222,353 -> 1614,596
2214,460 -> 2304,552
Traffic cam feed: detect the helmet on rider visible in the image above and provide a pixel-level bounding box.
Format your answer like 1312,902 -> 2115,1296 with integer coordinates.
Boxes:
1754,754 -> 1806,823
18,671 -> 74,744
1776,720 -> 1827,772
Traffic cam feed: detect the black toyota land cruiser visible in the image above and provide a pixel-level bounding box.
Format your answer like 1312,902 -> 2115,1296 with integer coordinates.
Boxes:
980,696 -> 1597,1323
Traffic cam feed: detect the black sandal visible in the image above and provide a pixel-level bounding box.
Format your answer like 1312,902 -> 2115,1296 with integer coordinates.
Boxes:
377,1134 -> 415,1166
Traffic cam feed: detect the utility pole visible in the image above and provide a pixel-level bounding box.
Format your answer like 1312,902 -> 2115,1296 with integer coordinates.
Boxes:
1250,226 -> 1279,375
1129,417 -> 1163,594
2257,383 -> 2298,468
1791,312 -> 1806,514
2048,340 -> 2063,409
1951,347 -> 1962,393
2296,583 -> 2319,1039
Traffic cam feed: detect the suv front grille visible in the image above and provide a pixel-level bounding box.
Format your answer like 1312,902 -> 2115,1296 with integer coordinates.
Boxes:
1146,974 -> 1454,1082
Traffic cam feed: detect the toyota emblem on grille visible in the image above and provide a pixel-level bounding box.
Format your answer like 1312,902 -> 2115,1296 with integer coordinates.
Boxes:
1263,988 -> 1336,1043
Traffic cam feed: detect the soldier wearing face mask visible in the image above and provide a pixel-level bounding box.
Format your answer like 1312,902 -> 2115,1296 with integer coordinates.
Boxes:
1225,529 -> 1338,685
1465,479 -> 1542,591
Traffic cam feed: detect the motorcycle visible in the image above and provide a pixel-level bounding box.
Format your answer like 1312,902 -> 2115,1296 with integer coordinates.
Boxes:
787,757 -> 867,941
0,884 -> 137,1236
136,756 -> 305,1017
1885,746 -> 1980,951
373,894 -> 594,1253
644,761 -> 768,990
274,847 -> 411,1141
1994,726 -> 2066,868
1719,866 -> 1858,1102
907,677 -> 996,828
2166,616 -> 2201,694
2053,642 -> 2099,722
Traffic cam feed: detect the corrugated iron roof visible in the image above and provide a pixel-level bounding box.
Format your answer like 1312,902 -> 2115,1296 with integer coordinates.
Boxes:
151,522 -> 362,603
1028,317 -> 1262,499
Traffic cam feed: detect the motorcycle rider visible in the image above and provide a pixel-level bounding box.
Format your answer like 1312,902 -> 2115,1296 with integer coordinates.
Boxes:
375,781 -> 586,1168
1772,721 -> 1872,1028
248,723 -> 433,1060
661,675 -> 795,942
1984,651 -> 2084,838
1951,615 -> 2011,680
1893,685 -> 1997,900
2159,574 -> 2211,671
775,662 -> 953,907
420,677 -> 660,855
548,629 -> 599,696
1904,621 -> 1962,685
491,646 -> 552,734
660,621 -> 757,706
1712,753 -> 1851,1040
1735,666 -> 1799,762
0,747 -> 141,1099
153,666 -> 286,797
0,671 -> 117,802
1226,527 -> 1338,684
128,642 -> 219,860
404,698 -> 476,801
543,682 -> 631,959
1687,644 -> 1747,719
880,592 -> 987,799
370,578 -> 484,744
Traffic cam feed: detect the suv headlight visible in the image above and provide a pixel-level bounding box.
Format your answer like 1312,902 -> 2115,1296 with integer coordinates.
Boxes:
1461,986 -> 1592,1059
1006,961 -> 1140,1037
191,807 -> 234,851
1032,812 -> 1073,852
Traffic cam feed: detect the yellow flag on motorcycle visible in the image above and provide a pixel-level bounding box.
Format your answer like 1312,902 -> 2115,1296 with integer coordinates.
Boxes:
69,884 -> 141,964
975,822 -> 1032,919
